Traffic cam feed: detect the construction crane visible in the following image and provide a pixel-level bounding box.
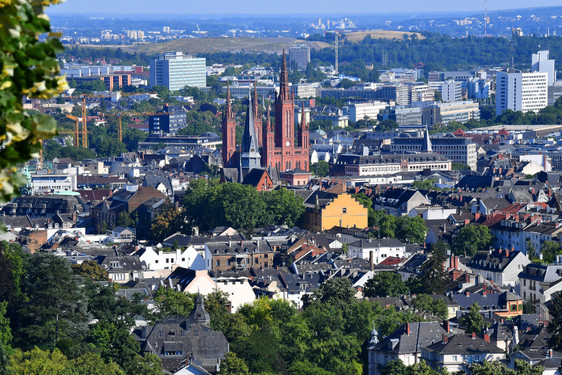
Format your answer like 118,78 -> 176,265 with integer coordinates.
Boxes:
65,114 -> 81,147
98,111 -> 169,142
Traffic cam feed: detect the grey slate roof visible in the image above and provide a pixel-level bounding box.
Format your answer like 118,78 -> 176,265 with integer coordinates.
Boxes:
424,334 -> 504,355
373,322 -> 447,354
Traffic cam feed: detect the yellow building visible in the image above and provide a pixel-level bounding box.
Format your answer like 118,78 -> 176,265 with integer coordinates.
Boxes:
303,191 -> 368,232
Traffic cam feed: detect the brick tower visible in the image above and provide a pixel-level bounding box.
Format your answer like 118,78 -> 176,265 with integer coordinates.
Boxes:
222,83 -> 236,167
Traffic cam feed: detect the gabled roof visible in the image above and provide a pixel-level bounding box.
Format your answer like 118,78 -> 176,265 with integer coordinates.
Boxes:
424,334 -> 504,355
373,322 -> 446,354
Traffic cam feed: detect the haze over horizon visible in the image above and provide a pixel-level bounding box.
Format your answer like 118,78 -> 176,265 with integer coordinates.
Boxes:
48,0 -> 562,16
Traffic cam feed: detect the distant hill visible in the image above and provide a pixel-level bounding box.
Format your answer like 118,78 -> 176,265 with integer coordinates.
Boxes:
109,37 -> 331,55
345,30 -> 425,43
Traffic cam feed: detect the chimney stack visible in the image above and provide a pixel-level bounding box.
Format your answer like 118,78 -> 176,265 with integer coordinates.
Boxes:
406,323 -> 410,336
484,333 -> 490,343
444,320 -> 450,333
442,334 -> 448,343
472,332 -> 476,339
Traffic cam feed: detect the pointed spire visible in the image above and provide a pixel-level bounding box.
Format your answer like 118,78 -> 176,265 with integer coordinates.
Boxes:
240,90 -> 261,170
253,81 -> 259,116
300,106 -> 307,130
225,81 -> 232,119
279,49 -> 290,100
422,126 -> 432,152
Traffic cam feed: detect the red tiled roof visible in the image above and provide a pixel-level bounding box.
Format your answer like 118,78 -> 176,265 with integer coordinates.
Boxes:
379,256 -> 404,266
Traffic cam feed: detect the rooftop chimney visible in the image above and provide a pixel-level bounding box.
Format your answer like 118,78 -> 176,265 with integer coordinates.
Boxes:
406,323 -> 410,336
472,332 -> 476,339
442,334 -> 448,343
444,320 -> 450,333
484,333 -> 490,343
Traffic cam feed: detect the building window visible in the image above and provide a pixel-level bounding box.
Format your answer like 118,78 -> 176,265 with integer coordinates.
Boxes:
342,208 -> 347,214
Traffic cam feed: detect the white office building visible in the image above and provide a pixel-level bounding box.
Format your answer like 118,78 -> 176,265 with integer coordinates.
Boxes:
149,52 -> 206,91
345,101 -> 388,122
496,70 -> 548,116
441,80 -> 462,102
532,50 -> 556,86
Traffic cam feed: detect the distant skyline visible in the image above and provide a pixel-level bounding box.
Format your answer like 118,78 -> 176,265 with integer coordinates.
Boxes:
49,0 -> 562,15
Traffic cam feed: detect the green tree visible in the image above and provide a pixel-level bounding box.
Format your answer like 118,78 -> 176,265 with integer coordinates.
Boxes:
0,0 -> 67,202
381,359 -> 408,375
153,288 -> 194,319
469,359 -> 543,375
311,161 -> 330,177
71,260 -> 108,281
410,241 -> 448,294
364,272 -> 408,298
87,321 -> 140,371
371,210 -> 397,238
84,282 -> 148,331
459,303 -> 487,334
114,211 -> 133,229
124,353 -> 163,375
220,352 -> 251,375
541,240 -> 562,263
72,352 -> 125,375
411,295 -> 448,320
262,188 -> 305,227
14,254 -> 90,350
452,225 -> 493,257
395,216 -> 427,244
6,347 -> 73,375
376,119 -> 398,131
150,201 -> 184,241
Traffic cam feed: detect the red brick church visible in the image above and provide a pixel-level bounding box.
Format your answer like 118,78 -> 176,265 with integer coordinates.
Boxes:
221,51 -> 310,173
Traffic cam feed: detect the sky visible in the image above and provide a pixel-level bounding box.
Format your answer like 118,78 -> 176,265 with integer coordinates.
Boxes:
48,0 -> 562,15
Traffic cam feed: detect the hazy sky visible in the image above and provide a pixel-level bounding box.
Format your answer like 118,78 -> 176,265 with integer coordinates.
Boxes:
49,0 -> 562,15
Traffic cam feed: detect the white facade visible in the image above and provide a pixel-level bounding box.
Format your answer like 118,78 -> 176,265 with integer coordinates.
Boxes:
532,50 -> 556,86
441,80 -> 462,102
496,71 -> 548,115
346,101 -> 388,122
150,52 -> 206,91
30,174 -> 77,195
348,239 -> 406,264
140,246 -> 206,271
215,277 -> 256,312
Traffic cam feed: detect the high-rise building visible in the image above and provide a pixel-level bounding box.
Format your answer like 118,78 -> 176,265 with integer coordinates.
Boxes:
221,51 -> 310,172
532,50 -> 556,86
441,80 -> 462,102
149,52 -> 206,91
495,70 -> 548,116
289,44 -> 311,71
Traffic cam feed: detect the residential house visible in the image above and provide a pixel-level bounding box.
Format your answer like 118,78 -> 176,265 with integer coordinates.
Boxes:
519,263 -> 562,303
97,255 -> 144,283
133,295 -> 229,374
368,322 -> 450,375
204,240 -> 274,272
138,246 -> 206,271
373,189 -> 430,216
348,238 -> 406,265
107,227 -> 136,243
91,186 -> 166,228
302,191 -> 368,232
467,250 -> 530,287
421,333 -> 505,373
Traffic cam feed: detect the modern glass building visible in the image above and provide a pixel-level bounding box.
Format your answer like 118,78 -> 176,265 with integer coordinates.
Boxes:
149,52 -> 206,91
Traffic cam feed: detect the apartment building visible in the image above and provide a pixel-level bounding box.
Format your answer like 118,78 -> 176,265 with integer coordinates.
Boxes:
496,70 -> 548,116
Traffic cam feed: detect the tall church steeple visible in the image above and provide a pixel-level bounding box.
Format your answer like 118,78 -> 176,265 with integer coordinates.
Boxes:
240,92 -> 262,169
222,83 -> 236,167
